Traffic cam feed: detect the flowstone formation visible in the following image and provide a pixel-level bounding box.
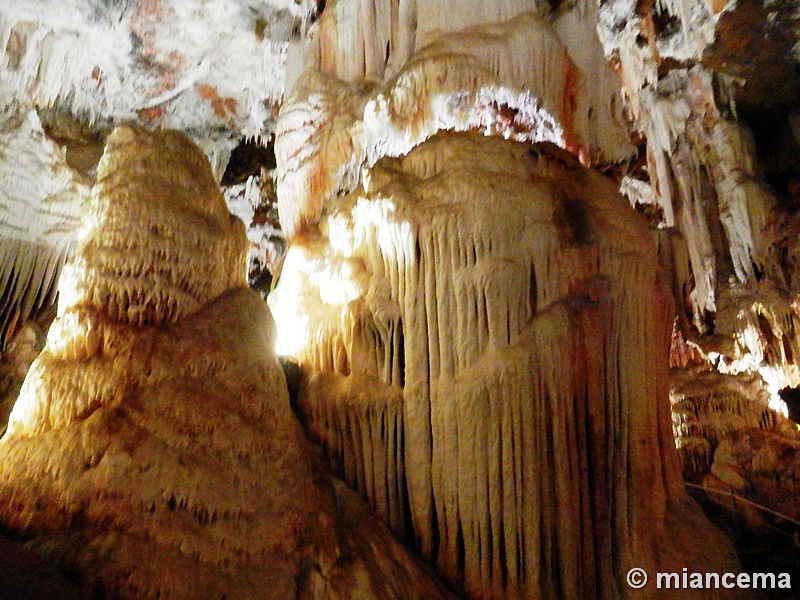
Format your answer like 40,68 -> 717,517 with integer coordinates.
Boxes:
0,126 -> 454,600
270,130 -> 741,598
276,7 -> 634,241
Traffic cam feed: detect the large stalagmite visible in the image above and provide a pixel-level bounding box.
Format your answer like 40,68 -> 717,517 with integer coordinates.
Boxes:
270,130 -> 741,597
0,126 -> 454,599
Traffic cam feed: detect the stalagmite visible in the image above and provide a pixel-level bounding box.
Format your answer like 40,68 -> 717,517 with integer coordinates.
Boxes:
271,130 -> 741,597
1,0 -> 798,596
0,126 -> 455,599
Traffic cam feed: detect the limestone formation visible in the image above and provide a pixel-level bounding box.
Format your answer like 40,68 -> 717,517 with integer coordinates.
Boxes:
598,2 -> 776,327
598,2 -> 800,543
271,130 -> 741,598
0,0 -> 318,170
2,0 -> 800,597
0,126 -> 454,600
705,428 -> 800,525
276,8 -> 633,240
670,368 -> 784,479
0,91 -> 87,349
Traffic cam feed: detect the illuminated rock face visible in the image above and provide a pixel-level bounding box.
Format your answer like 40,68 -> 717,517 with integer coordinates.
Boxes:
0,126 -> 330,598
276,8 -> 634,241
0,127 -> 453,600
670,369 -> 782,478
6,126 -> 251,440
271,130 -> 740,597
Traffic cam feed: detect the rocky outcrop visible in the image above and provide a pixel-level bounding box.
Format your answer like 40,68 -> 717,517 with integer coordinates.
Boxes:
0,126 -> 454,600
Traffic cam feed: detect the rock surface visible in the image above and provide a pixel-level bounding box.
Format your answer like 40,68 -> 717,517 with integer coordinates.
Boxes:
271,129 -> 742,598
706,428 -> 800,525
0,126 -> 454,600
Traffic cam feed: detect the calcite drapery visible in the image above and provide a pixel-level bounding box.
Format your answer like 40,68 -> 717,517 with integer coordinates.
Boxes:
277,9 -> 634,241
270,130 -> 740,598
0,92 -> 87,349
0,126 -> 455,599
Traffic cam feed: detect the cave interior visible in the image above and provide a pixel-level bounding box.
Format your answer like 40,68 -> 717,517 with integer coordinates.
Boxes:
0,0 -> 799,598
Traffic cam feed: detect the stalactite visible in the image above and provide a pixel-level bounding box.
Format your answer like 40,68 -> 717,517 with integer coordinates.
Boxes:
300,371 -> 408,538
598,1 -> 777,333
277,10 -> 634,241
307,0 -> 542,83
634,68 -> 775,328
0,1 -> 319,171
0,93 -> 86,349
669,320 -> 705,368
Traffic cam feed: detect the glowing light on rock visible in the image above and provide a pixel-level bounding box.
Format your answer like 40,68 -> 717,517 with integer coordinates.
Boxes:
269,224 -> 370,358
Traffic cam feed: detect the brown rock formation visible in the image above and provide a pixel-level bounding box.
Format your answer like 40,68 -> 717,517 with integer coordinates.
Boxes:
704,427 -> 800,537
670,368 -> 783,479
0,126 -> 454,600
271,130 -> 742,598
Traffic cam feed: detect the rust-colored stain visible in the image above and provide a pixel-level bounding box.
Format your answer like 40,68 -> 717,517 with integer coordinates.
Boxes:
138,106 -> 165,121
90,66 -> 105,89
559,53 -> 582,159
197,84 -> 238,119
709,0 -> 728,14
223,97 -> 238,115
254,17 -> 267,42
197,84 -> 216,100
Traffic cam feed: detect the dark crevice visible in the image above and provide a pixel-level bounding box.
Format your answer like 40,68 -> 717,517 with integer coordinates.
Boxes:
221,138 -> 276,186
